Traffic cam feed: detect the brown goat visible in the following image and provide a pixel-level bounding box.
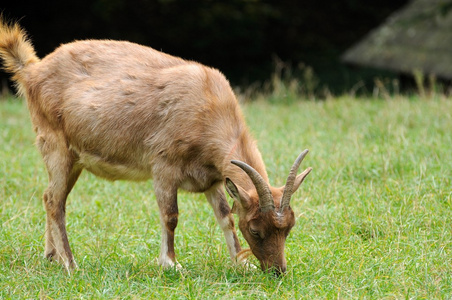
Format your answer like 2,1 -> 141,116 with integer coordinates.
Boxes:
0,20 -> 312,275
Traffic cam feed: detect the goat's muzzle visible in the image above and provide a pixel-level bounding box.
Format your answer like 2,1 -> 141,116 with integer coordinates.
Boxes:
261,258 -> 287,277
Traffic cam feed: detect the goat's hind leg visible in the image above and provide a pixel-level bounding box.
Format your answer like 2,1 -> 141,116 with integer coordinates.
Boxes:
37,133 -> 82,271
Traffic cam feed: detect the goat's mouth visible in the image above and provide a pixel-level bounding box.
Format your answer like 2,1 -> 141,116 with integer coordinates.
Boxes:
260,262 -> 287,277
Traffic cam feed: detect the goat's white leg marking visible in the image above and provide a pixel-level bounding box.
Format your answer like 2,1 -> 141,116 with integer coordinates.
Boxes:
158,225 -> 171,267
158,215 -> 181,270
205,185 -> 242,260
218,215 -> 241,259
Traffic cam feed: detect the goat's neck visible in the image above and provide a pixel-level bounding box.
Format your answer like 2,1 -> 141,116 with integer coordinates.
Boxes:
222,134 -> 269,192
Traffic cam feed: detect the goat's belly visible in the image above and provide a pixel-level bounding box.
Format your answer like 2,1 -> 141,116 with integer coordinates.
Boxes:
78,152 -> 152,181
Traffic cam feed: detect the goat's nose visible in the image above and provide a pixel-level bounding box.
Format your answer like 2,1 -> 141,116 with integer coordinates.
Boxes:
272,264 -> 287,277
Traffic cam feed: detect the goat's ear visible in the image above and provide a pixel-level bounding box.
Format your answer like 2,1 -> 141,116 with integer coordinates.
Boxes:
225,178 -> 251,211
292,167 -> 312,193
231,201 -> 238,214
225,178 -> 240,199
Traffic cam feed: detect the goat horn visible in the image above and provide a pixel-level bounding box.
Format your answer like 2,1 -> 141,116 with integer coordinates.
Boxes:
231,160 -> 275,212
280,149 -> 309,211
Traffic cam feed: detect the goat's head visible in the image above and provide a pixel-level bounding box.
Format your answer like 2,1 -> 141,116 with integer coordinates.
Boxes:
225,150 -> 312,275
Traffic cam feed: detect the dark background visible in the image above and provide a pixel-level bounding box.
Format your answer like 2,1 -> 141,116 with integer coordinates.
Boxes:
1,0 -> 409,95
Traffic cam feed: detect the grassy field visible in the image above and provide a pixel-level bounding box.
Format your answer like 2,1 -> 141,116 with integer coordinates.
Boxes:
1,94 -> 451,298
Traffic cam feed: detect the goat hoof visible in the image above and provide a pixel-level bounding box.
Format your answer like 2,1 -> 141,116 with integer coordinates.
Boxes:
241,259 -> 257,270
158,257 -> 182,271
235,248 -> 257,270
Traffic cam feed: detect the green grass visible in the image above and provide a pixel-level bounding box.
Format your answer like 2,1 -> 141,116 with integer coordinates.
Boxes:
1,95 -> 451,298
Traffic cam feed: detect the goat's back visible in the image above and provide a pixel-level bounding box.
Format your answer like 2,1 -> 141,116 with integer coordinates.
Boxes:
25,40 -> 246,182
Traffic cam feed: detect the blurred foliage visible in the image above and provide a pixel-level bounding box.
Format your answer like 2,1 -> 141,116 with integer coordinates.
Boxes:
2,0 -> 408,94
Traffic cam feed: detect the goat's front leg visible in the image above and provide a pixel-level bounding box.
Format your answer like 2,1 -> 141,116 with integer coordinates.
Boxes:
154,180 -> 180,269
37,133 -> 82,272
205,184 -> 242,261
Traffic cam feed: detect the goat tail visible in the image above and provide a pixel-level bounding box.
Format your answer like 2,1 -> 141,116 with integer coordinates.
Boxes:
0,19 -> 40,96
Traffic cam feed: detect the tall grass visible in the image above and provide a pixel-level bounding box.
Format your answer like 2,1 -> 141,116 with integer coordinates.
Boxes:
1,94 -> 451,298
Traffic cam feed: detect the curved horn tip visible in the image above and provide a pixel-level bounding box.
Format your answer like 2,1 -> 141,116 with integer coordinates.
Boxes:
290,150 -> 310,170
298,149 -> 309,160
280,150 -> 311,211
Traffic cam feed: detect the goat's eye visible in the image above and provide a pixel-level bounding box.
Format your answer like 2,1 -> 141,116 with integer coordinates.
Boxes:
249,228 -> 260,238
